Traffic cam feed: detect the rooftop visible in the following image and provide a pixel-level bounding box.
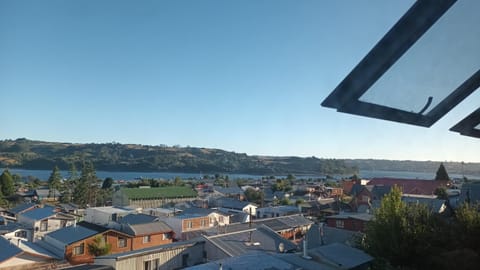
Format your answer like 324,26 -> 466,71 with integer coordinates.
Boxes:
121,221 -> 173,236
19,206 -> 56,221
45,221 -> 108,245
7,203 -> 37,215
121,186 -> 197,200
309,243 -> 373,269
0,236 -> 23,263
119,213 -> 158,225
96,239 -> 201,260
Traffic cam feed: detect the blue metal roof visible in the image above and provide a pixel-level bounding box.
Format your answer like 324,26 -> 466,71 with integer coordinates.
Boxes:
8,202 -> 37,215
45,222 -> 106,245
0,235 -> 23,263
20,206 -> 56,221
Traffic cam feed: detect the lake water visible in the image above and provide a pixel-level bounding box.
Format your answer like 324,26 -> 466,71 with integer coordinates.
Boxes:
2,168 -> 479,181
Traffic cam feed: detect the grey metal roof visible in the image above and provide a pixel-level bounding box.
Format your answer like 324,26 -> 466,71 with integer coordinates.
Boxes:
402,196 -> 446,212
214,186 -> 245,195
7,202 -> 37,215
185,251 -> 297,270
45,222 -> 107,245
216,197 -> 254,210
277,253 -> 338,270
256,214 -> 313,232
0,236 -> 23,263
35,188 -> 61,198
309,243 -> 373,269
19,206 -> 56,221
204,226 -> 297,257
96,239 -> 202,260
119,213 -> 158,225
121,221 -> 173,236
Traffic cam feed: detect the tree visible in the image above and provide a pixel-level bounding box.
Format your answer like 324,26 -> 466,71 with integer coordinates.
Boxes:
87,236 -> 111,256
61,163 -> 78,203
435,163 -> 450,181
174,176 -> 183,186
73,161 -> 99,207
0,169 -> 15,197
102,177 -> 114,189
244,188 -> 264,205
48,166 -> 62,200
434,187 -> 448,200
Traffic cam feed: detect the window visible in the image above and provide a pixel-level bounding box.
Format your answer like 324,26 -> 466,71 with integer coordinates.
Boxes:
362,195 -> 370,202
73,243 -> 84,255
186,221 -> 193,229
219,216 -> 224,223
118,237 -> 127,248
144,260 -> 151,270
143,235 -> 151,243
336,220 -> 344,228
15,230 -> 27,238
40,220 -> 48,232
200,219 -> 207,227
162,232 -> 172,240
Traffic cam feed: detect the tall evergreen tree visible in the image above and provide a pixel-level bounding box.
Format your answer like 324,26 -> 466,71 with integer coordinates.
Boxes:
102,177 -> 113,189
48,166 -> 62,200
73,161 -> 99,207
0,169 -> 15,197
435,163 -> 450,181
61,162 -> 78,203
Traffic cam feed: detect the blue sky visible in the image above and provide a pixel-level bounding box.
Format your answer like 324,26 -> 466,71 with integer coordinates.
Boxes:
1,0 -> 479,162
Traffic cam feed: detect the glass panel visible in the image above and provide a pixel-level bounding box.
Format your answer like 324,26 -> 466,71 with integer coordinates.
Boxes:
359,0 -> 480,114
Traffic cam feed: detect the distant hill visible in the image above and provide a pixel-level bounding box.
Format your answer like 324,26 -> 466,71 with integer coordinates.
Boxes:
0,138 -> 356,175
345,159 -> 480,178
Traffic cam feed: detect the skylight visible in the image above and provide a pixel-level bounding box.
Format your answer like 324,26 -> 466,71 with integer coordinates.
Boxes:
322,0 -> 480,130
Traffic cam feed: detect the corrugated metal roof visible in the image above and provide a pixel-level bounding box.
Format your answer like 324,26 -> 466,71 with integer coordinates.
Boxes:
309,243 -> 373,269
96,239 -> 201,260
7,202 -> 37,215
45,222 -> 107,244
19,206 -> 56,221
19,240 -> 62,260
119,213 -> 158,225
205,226 -> 297,257
122,221 -> 173,236
216,198 -> 254,210
0,236 -> 23,263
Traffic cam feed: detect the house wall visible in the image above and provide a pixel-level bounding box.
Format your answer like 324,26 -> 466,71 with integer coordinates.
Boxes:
326,218 -> 367,232
95,243 -> 205,270
356,189 -> 372,205
32,218 -> 74,241
131,232 -> 173,250
209,212 -> 230,226
67,231 -> 133,265
182,217 -> 210,232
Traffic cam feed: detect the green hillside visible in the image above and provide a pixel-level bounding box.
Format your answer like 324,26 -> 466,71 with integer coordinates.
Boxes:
0,138 -> 356,175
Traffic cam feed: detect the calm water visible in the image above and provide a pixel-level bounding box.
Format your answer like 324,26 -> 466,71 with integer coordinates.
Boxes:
3,168 -> 479,181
